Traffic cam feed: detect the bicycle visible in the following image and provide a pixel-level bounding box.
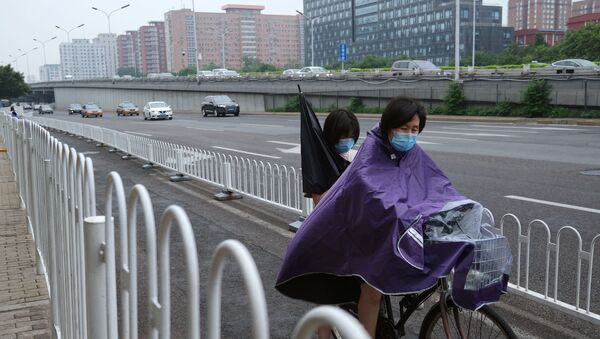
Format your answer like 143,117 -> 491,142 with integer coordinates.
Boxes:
332,277 -> 516,339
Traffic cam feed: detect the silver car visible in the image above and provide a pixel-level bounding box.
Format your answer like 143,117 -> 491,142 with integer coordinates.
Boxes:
391,60 -> 442,76
296,66 -> 332,78
550,59 -> 600,74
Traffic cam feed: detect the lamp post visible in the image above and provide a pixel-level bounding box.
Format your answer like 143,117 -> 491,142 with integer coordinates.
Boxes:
91,4 -> 130,33
191,0 -> 198,72
33,36 -> 57,65
472,0 -> 476,68
8,54 -> 19,70
207,26 -> 231,69
55,24 -> 85,42
296,10 -> 323,66
17,47 -> 38,82
454,0 -> 461,81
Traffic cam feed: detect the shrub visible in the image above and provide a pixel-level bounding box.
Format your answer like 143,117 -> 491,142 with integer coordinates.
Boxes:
428,106 -> 446,115
284,95 -> 300,112
443,82 -> 466,115
495,101 -> 513,116
581,110 -> 600,119
347,97 -> 364,113
522,79 -> 552,117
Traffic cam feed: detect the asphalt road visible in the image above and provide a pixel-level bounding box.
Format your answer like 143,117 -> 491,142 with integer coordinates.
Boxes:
36,110 -> 600,337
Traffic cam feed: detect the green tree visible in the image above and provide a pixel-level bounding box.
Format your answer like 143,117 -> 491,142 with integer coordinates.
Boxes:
177,66 -> 197,76
240,57 -> 280,73
522,79 -> 552,117
534,33 -> 547,47
0,65 -> 30,99
202,62 -> 220,71
558,23 -> 600,61
443,82 -> 466,115
117,67 -> 137,77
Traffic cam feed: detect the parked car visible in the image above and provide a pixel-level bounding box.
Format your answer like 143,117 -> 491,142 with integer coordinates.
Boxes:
282,69 -> 300,77
143,101 -> 173,120
116,101 -> 139,116
23,103 -> 32,110
81,104 -> 103,118
68,103 -> 83,115
391,60 -> 442,76
212,68 -> 228,76
0,99 -> 10,107
550,59 -> 600,74
296,66 -> 332,78
201,95 -> 239,117
38,105 -> 54,114
33,104 -> 41,111
216,70 -> 241,78
197,70 -> 215,79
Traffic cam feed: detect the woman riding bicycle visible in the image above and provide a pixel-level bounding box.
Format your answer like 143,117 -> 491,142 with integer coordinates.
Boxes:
276,97 -> 510,338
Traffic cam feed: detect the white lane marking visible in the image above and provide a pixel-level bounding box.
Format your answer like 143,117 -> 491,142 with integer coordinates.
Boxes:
212,146 -> 282,159
426,131 -> 514,137
419,135 -> 478,142
124,130 -> 152,137
441,126 -> 539,134
276,146 -> 301,154
241,123 -> 285,128
471,124 -> 583,131
268,140 -> 300,146
186,126 -> 225,132
416,141 -> 439,145
505,195 -> 600,214
81,151 -> 100,155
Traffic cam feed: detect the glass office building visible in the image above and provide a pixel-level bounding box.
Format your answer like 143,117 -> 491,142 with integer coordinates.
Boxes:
303,0 -> 513,66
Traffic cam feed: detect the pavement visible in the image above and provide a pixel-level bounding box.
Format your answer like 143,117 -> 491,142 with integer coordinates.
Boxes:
0,145 -> 51,339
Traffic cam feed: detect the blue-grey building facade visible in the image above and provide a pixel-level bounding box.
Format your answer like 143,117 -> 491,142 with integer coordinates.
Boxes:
303,0 -> 513,66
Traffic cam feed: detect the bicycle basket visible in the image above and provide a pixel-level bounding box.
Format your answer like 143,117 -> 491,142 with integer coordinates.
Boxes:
463,236 -> 512,291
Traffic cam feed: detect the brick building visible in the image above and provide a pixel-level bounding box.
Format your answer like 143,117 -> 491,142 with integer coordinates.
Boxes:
571,0 -> 600,16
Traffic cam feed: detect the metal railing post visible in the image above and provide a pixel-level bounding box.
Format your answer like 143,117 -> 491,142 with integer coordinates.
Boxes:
170,148 -> 190,182
143,143 -> 154,169
84,215 -> 109,339
214,162 -> 241,201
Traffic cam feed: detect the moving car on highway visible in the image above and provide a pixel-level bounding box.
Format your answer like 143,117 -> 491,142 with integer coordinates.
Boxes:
296,66 -> 332,78
550,59 -> 600,74
282,69 -> 300,78
68,103 -> 83,115
143,101 -> 173,120
391,60 -> 442,76
38,105 -> 54,114
82,104 -> 103,118
197,71 -> 215,80
201,95 -> 240,117
116,101 -> 139,116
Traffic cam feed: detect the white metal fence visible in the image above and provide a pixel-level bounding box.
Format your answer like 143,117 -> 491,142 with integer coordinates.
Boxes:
5,114 -> 600,331
0,113 -> 368,338
31,116 -> 305,214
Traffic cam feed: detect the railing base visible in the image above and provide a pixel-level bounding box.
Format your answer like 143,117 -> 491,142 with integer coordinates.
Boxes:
121,154 -> 134,160
214,190 -> 242,201
170,173 -> 191,182
95,143 -> 105,147
142,163 -> 154,169
288,216 -> 305,233
108,148 -> 118,153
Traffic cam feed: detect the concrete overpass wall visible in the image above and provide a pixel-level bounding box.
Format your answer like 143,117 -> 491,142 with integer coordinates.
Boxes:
35,77 -> 600,113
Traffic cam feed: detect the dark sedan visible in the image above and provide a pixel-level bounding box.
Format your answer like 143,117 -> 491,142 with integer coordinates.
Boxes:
201,95 -> 240,117
69,103 -> 83,115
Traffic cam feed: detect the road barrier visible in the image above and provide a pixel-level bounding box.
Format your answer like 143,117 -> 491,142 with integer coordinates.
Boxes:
0,113 -> 367,339
4,113 -> 599,334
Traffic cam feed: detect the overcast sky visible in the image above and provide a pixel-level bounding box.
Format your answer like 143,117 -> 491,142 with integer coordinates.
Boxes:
2,0 -> 507,80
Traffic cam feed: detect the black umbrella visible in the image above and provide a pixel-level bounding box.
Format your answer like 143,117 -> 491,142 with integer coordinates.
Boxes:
298,86 -> 346,194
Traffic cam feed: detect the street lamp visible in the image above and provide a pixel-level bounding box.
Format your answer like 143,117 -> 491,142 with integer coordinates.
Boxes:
454,0 -> 461,81
296,10 -> 323,66
55,24 -> 85,42
17,47 -> 39,82
8,54 -> 19,69
91,4 -> 131,33
472,0 -> 476,68
207,26 -> 231,69
33,36 -> 57,65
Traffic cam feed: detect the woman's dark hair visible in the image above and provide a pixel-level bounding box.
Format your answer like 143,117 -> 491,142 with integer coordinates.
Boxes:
380,97 -> 427,135
323,109 -> 360,147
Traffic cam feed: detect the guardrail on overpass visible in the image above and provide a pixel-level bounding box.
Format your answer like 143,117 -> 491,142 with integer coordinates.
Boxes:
0,113 -> 370,339
30,71 -> 600,113
25,115 -> 600,329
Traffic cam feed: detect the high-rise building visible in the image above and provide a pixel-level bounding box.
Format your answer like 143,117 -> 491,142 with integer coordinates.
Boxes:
94,34 -> 118,78
571,0 -> 600,16
303,0 -> 512,67
39,64 -> 62,82
139,21 -> 168,75
164,5 -> 301,72
117,31 -> 141,76
59,39 -> 107,80
508,0 -> 571,46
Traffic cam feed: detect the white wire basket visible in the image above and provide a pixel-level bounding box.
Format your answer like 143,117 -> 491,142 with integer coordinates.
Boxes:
463,236 -> 512,291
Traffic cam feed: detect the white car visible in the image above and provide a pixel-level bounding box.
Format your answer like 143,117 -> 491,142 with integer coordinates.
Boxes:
143,101 -> 173,120
550,59 -> 600,74
296,66 -> 332,78
197,70 -> 215,79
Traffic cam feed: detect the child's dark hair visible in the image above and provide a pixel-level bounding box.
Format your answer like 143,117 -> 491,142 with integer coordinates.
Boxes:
380,97 -> 427,135
323,109 -> 360,147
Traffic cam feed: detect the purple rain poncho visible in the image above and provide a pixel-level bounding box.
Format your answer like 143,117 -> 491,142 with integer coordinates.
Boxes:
276,125 -> 510,310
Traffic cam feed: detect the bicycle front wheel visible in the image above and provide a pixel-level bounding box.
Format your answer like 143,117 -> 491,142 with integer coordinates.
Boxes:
419,300 -> 517,339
